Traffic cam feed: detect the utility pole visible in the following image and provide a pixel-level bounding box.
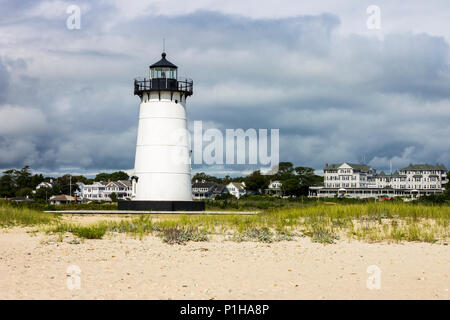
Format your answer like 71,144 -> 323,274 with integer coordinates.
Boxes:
69,175 -> 72,196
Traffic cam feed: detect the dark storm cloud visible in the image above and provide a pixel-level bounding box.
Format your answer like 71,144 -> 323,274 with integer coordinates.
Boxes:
0,58 -> 10,102
0,2 -> 449,175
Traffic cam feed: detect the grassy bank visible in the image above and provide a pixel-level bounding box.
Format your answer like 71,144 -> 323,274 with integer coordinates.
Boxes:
0,201 -> 60,227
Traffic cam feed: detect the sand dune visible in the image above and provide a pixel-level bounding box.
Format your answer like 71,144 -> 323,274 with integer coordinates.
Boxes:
0,227 -> 448,299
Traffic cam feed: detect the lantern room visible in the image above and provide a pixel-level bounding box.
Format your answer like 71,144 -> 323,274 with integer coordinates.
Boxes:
149,52 -> 177,79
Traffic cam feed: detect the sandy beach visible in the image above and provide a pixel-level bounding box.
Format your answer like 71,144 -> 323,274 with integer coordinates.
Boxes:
0,226 -> 448,300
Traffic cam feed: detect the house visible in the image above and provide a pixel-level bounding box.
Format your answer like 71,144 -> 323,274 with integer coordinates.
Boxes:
226,182 -> 246,199
265,180 -> 282,196
213,184 -> 228,198
76,180 -> 133,201
49,194 -> 75,205
192,181 -> 217,200
191,181 -> 228,200
36,182 -> 53,190
397,164 -> 448,190
309,163 -> 448,199
322,163 -> 375,189
104,180 -> 133,200
8,196 -> 33,203
76,181 -> 107,201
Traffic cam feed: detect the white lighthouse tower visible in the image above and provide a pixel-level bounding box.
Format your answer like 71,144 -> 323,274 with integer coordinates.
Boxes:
120,53 -> 203,211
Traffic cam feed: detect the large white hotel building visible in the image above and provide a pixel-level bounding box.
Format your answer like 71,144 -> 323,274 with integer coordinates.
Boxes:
309,163 -> 448,199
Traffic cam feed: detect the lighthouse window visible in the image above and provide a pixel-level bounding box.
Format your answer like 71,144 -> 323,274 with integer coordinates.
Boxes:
151,67 -> 177,79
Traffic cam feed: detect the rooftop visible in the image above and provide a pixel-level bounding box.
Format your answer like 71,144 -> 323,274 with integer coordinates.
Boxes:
325,163 -> 372,172
50,195 -> 75,201
192,181 -> 217,189
150,52 -> 177,69
400,164 -> 447,171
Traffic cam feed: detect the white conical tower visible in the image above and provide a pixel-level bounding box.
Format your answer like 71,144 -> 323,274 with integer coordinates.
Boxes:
128,52 -> 197,209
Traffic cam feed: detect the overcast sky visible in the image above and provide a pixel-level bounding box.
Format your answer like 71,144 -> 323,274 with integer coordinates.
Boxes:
0,0 -> 449,177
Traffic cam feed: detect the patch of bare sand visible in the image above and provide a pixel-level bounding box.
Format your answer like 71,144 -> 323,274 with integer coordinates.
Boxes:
60,214 -> 134,225
0,227 -> 448,299
59,213 -> 187,225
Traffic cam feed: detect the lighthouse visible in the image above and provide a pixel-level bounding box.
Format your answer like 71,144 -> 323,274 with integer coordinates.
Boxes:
119,53 -> 204,211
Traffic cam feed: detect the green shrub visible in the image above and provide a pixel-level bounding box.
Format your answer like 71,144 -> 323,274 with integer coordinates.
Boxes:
71,225 -> 106,239
309,228 -> 339,244
159,227 -> 208,245
51,223 -> 107,239
233,227 -> 273,243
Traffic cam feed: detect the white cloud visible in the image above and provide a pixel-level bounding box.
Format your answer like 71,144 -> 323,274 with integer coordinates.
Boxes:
26,0 -> 90,20
0,105 -> 47,136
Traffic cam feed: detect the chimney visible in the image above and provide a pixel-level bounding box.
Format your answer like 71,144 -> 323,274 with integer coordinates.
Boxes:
108,179 -> 111,183
325,163 -> 328,168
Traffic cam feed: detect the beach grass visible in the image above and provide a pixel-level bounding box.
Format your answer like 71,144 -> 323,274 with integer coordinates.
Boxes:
159,227 -> 209,244
0,201 -> 59,227
96,202 -> 449,243
2,200 -> 449,243
51,223 -> 107,239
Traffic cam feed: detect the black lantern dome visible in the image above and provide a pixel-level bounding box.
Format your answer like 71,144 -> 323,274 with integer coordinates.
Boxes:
134,52 -> 193,99
150,52 -> 177,68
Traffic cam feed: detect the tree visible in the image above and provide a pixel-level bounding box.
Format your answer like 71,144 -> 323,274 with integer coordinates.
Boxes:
0,173 -> 15,197
15,166 -> 33,189
94,171 -> 129,182
16,187 -> 33,198
281,178 -> 302,197
223,175 -> 232,185
191,172 -> 223,184
215,193 -> 233,200
446,172 -> 450,191
444,172 -> 450,198
73,175 -> 93,185
0,166 -> 44,197
295,166 -> 323,196
274,162 -> 295,181
34,187 -> 51,201
110,171 -> 129,181
50,175 -> 79,195
294,166 -> 315,177
30,173 -> 45,190
109,192 -> 118,202
244,170 -> 269,193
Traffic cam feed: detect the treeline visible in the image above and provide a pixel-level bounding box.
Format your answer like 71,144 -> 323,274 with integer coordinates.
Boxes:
0,166 -> 129,200
192,162 -> 323,197
1,162 -> 323,199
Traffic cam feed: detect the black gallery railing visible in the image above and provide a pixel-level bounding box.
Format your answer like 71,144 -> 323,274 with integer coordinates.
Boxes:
134,77 -> 193,96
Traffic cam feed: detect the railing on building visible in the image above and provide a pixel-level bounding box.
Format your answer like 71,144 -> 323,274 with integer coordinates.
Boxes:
134,77 -> 193,97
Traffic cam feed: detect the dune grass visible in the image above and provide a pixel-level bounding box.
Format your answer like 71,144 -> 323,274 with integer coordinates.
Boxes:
51,223 -> 107,239
86,202 -> 448,243
1,200 -> 449,244
0,201 -> 59,227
